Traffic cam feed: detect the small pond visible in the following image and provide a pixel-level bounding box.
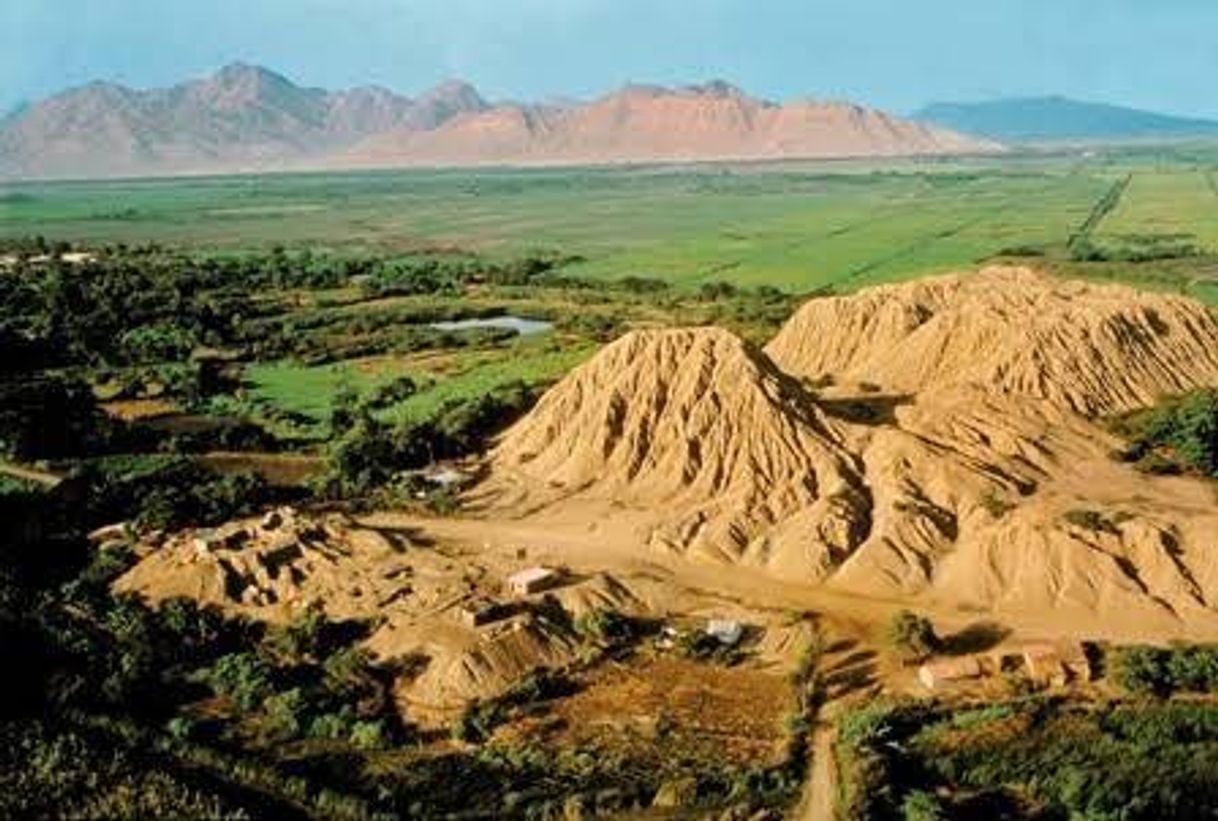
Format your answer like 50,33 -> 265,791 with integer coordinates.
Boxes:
427,315 -> 554,336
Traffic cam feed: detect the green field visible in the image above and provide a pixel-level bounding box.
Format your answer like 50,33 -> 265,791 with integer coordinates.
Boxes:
243,336 -> 594,435
1095,168 -> 1218,247
6,145 -> 1218,295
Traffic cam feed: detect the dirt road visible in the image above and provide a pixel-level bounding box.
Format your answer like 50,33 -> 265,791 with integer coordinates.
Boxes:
796,723 -> 838,820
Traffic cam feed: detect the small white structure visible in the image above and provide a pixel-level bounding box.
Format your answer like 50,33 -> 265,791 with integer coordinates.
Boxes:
424,466 -> 470,489
507,566 -> 560,596
706,619 -> 744,647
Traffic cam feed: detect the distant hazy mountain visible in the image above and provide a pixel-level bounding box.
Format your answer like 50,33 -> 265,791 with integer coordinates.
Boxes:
342,80 -> 999,169
0,65 -> 995,179
914,96 -> 1218,142
0,64 -> 488,179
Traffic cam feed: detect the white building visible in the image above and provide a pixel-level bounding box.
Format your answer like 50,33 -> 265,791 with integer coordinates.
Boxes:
506,566 -> 560,596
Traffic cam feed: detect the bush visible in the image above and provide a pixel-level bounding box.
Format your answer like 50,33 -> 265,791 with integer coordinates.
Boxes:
979,490 -> 1015,520
263,688 -> 310,740
76,455 -> 274,531
1062,508 -> 1119,535
1114,644 -> 1218,696
348,720 -> 386,750
452,699 -> 497,743
203,652 -> 274,711
573,609 -> 636,645
887,611 -> 940,661
902,789 -> 946,821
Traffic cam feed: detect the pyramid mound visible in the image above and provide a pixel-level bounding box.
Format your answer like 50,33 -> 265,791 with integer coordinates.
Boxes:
766,266 -> 1218,415
485,328 -> 870,570
480,275 -> 1218,630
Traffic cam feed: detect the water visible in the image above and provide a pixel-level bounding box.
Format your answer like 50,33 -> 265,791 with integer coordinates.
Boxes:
428,315 -> 554,336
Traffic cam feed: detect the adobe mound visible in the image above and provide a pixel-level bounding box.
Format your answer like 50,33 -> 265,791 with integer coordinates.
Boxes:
483,273 -> 1218,629
766,266 -> 1218,415
114,508 -> 411,620
484,328 -> 870,573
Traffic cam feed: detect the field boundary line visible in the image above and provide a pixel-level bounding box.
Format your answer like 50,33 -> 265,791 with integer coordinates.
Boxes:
1068,173 -> 1131,248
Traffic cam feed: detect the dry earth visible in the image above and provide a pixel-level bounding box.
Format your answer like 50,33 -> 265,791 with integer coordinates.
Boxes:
479,266 -> 1218,636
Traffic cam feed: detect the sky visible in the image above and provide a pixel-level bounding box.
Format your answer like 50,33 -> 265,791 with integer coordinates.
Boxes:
3,0 -> 1217,117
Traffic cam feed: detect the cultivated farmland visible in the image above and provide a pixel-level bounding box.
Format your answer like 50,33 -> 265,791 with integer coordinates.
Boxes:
7,147 -> 1216,296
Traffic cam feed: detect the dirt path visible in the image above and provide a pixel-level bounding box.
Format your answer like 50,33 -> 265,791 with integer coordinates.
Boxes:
0,461 -> 66,488
797,723 -> 838,821
361,510 -> 1207,644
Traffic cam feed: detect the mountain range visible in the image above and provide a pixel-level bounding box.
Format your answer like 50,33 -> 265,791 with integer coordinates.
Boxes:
0,64 -> 995,180
915,96 -> 1218,142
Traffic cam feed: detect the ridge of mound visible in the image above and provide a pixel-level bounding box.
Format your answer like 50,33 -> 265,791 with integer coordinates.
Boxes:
484,328 -> 870,572
766,266 -> 1218,415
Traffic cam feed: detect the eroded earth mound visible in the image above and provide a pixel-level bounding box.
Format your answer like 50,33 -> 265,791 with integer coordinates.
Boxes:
766,266 -> 1218,415
482,267 -> 1218,627
115,508 -> 652,720
485,328 -> 869,568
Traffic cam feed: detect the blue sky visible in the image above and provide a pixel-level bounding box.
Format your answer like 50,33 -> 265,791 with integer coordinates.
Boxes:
3,0 -> 1217,117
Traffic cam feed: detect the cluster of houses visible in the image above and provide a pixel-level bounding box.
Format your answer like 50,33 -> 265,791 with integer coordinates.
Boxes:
918,641 -> 1091,691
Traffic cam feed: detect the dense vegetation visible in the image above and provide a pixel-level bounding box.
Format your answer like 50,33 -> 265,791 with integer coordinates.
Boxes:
836,697 -> 1218,820
1111,389 -> 1218,476
1113,644 -> 1218,696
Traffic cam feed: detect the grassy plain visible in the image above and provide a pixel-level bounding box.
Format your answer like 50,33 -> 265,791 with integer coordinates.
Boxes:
244,337 -> 594,432
6,145 -> 1218,298
1095,168 -> 1218,247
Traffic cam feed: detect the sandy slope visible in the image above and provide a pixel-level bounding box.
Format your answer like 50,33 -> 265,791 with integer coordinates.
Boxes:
480,267 -> 1218,632
481,328 -> 867,571
766,267 -> 1218,415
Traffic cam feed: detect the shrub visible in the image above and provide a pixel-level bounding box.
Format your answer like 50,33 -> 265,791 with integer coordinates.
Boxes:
902,789 -> 946,821
452,699 -> 497,743
1062,508 -> 1119,535
1112,389 -> 1218,477
573,609 -> 635,645
348,720 -> 386,750
203,652 -> 274,711
308,712 -> 351,741
1113,645 -> 1172,695
165,716 -> 195,741
979,490 -> 1016,520
1114,643 -> 1218,696
886,611 -> 940,661
263,688 -> 310,740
